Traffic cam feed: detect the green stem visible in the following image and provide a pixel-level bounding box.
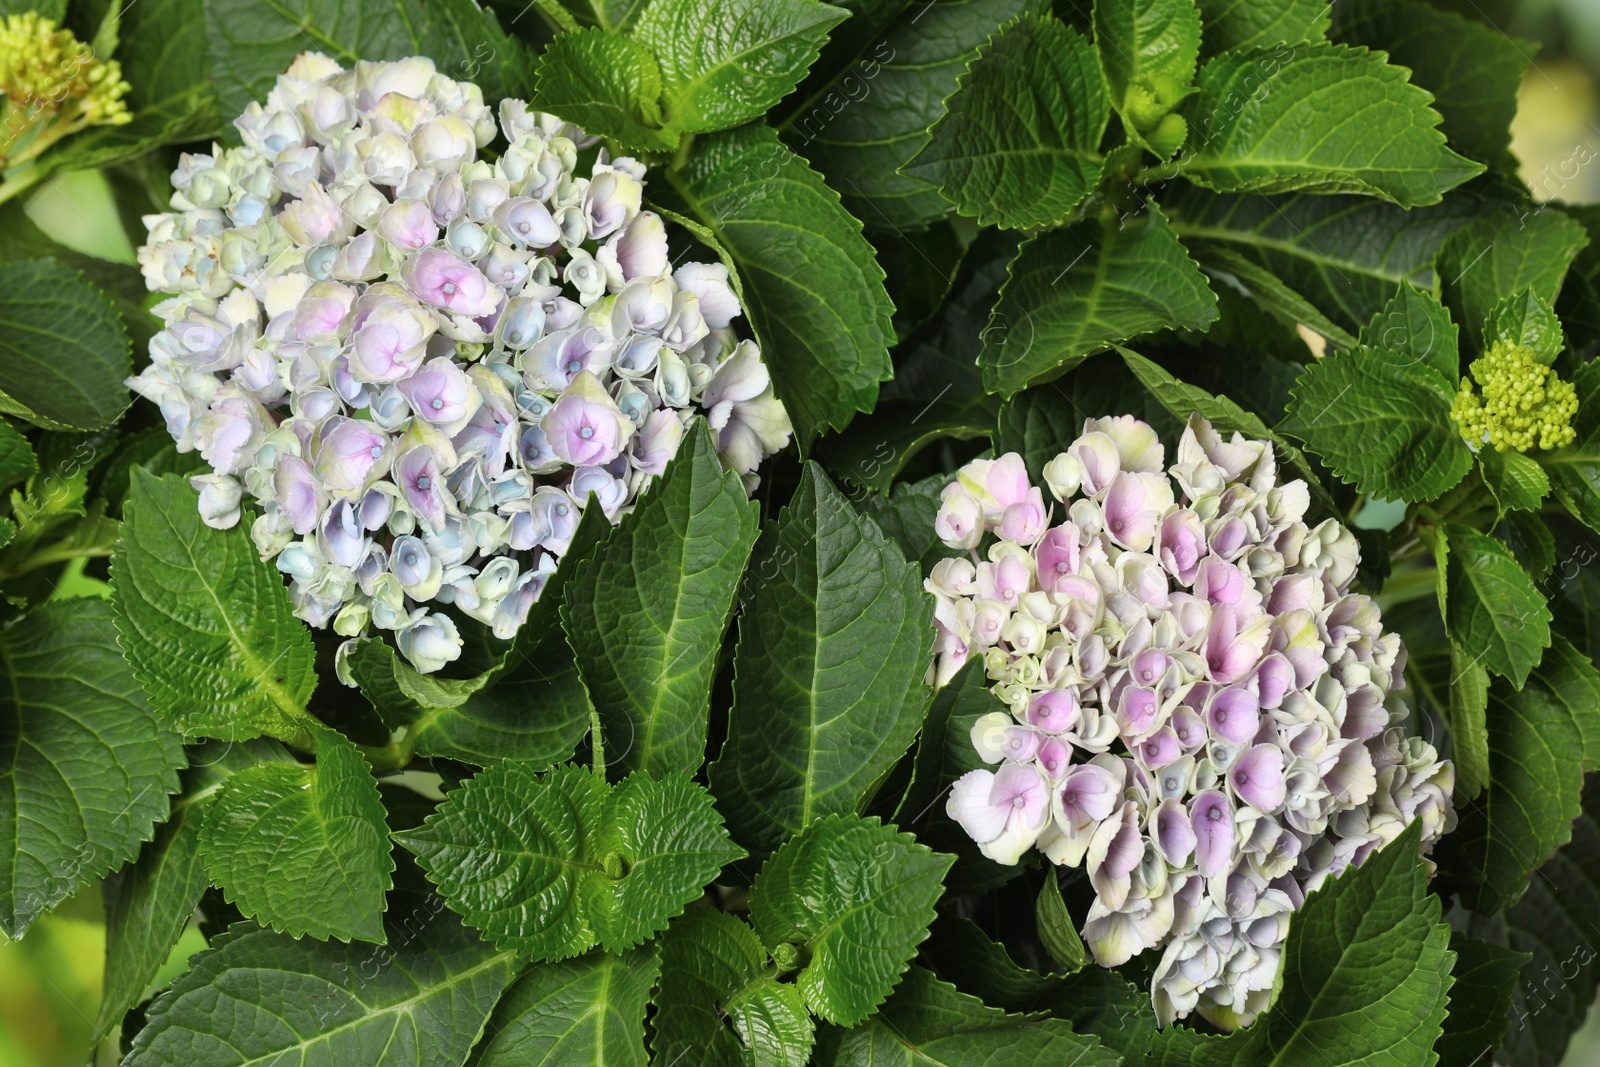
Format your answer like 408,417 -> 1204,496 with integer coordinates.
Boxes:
533,0 -> 580,33
590,709 -> 605,775
357,732 -> 415,772
1373,566 -> 1438,614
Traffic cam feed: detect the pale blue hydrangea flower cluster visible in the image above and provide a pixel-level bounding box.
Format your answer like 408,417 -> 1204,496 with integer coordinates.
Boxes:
130,53 -> 791,675
931,415 -> 1455,1027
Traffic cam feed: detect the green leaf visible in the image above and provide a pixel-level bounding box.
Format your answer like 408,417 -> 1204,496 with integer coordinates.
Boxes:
1480,447 -> 1551,517
112,470 -> 316,743
1193,0 -> 1328,56
531,28 -> 677,153
0,418 -> 37,491
854,474 -> 947,576
205,0 -> 533,132
894,656 -> 1005,826
993,362 -> 1179,484
470,945 -> 660,1067
553,0 -> 649,30
650,908 -> 816,1067
1440,637 -> 1600,913
1358,281 -> 1460,384
633,0 -> 847,133
1547,361 -> 1600,535
1329,0 -> 1532,167
785,0 -> 1041,230
1437,206 -> 1590,351
750,814 -> 951,1026
1487,288 -> 1565,363
978,204 -> 1218,397
1448,642 -> 1491,801
1443,523 -> 1552,688
1034,868 -> 1086,973
98,739 -> 293,1037
1436,932 -> 1527,1067
661,124 -> 894,448
1279,346 -> 1471,502
200,724 -> 392,942
1094,0 -> 1201,151
398,763 -> 743,959
126,883 -> 519,1067
905,14 -> 1108,230
0,260 -> 132,431
814,966 -> 1119,1066
1164,187 -> 1477,337
0,599 -> 184,939
1179,43 -> 1483,207
1149,822 -> 1452,1066
1191,243 -> 1359,349
564,420 -> 757,777
1118,348 -> 1337,519
708,463 -> 932,859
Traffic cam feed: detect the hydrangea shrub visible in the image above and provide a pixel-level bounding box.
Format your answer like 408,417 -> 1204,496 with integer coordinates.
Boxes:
0,1 -> 1597,1065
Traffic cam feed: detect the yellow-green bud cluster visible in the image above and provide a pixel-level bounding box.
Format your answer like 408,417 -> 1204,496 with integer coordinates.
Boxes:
0,12 -> 130,168
1451,339 -> 1578,452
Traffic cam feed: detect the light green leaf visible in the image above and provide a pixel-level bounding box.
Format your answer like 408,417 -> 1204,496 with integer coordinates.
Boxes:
1330,0 -> 1532,167
905,14 -> 1107,230
1480,447 -> 1550,517
112,470 -> 316,743
1359,281 -> 1460,384
1436,932 -> 1527,1067
1437,206 -> 1590,350
564,420 -> 757,777
1487,288 -> 1565,363
126,884 -> 519,1067
398,763 -> 743,959
0,260 -> 132,432
532,28 -> 678,153
1279,346 -> 1471,502
1149,822 -> 1452,1066
1194,0 -> 1328,57
1094,0 -> 1201,151
634,0 -> 847,133
1164,187 -> 1477,337
1035,868 -> 1086,973
0,419 -> 37,491
98,739 -> 293,1036
650,909 -> 816,1067
1448,643 -> 1491,802
978,204 -> 1218,397
470,945 -> 660,1067
553,0 -> 650,30
785,0 -> 1042,230
0,599 -> 184,939
1179,43 -> 1483,207
201,725 -> 392,943
1441,637 -> 1600,914
1443,523 -> 1552,688
750,814 -> 951,1026
661,124 -> 894,448
814,966 -> 1119,1066
708,463 -> 932,859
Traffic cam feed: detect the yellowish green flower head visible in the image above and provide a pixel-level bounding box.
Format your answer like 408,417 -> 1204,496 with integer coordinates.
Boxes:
0,12 -> 130,168
1451,339 -> 1578,452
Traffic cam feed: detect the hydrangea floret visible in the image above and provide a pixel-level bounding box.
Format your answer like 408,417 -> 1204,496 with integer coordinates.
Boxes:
932,415 -> 1455,1027
130,53 -> 791,674
0,12 -> 131,168
1450,339 -> 1578,452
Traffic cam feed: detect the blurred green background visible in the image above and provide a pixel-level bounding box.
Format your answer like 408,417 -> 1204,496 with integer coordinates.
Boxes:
6,0 -> 1600,1063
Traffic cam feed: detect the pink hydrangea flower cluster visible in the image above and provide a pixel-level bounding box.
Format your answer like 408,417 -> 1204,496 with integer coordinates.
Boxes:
129,54 -> 790,674
933,415 -> 1455,1026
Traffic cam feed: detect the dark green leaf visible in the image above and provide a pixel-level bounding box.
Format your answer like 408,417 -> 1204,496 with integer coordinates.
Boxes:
1437,206 -> 1590,351
1547,361 -> 1600,536
0,419 -> 37,492
532,28 -> 677,152
1279,346 -> 1471,502
0,599 -> 183,939
1448,642 -> 1491,801
1443,523 -> 1552,688
1194,0 -> 1328,57
1436,932 -> 1527,1067
906,13 -> 1108,229
979,205 -> 1218,396
661,124 -> 895,448
1179,43 -> 1482,206
0,259 -> 131,431
469,945 -> 660,1067
854,474 -> 948,577
1358,281 -> 1460,384
398,764 -> 743,959
1034,868 -> 1086,973
709,463 -> 932,859
750,814 -> 951,1026
564,420 -> 758,777
112,470 -> 316,743
993,362 -> 1179,484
